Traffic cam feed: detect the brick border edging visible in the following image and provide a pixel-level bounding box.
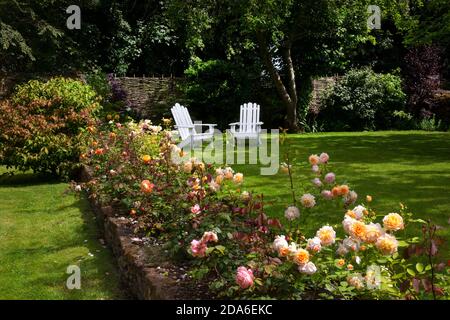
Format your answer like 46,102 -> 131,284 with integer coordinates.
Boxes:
80,166 -> 184,300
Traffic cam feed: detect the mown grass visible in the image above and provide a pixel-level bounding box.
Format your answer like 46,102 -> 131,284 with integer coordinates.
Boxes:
231,131 -> 450,255
0,168 -> 124,299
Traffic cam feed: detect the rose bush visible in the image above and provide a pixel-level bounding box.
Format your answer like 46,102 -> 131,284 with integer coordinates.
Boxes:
74,120 -> 449,300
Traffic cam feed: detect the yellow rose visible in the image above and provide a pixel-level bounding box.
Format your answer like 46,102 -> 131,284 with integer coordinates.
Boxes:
382,213 -> 404,231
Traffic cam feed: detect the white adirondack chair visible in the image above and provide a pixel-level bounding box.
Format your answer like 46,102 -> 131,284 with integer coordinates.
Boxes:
171,103 -> 217,149
228,102 -> 263,146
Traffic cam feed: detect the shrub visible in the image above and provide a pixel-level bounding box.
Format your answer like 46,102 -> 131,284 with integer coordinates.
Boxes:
391,110 -> 416,130
85,71 -> 131,120
404,45 -> 443,116
318,68 -> 407,131
417,115 -> 443,131
0,77 -> 100,176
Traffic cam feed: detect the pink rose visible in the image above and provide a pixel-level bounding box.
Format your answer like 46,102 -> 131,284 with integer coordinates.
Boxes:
311,165 -> 319,173
312,178 -> 322,187
235,266 -> 254,289
191,204 -> 202,214
324,172 -> 336,184
319,152 -> 329,164
321,190 -> 333,200
190,239 -> 207,257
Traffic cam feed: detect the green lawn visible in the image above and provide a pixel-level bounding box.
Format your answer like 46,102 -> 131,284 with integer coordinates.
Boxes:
232,131 -> 450,253
0,168 -> 124,299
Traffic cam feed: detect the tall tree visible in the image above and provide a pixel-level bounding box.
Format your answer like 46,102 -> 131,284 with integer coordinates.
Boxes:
167,0 -> 384,131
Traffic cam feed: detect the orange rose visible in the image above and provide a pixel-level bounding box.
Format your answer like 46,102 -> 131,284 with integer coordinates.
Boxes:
339,185 -> 350,195
332,186 -> 340,197
94,148 -> 104,155
140,180 -> 155,194
279,247 -> 290,257
346,210 -> 357,219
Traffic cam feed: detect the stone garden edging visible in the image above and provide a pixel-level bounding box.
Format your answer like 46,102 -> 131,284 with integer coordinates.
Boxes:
80,165 -> 190,300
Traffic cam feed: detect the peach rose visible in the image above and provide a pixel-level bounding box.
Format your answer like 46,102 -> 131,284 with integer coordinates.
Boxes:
233,173 -> 244,184
316,225 -> 336,246
293,248 -> 310,266
308,154 -> 320,165
376,234 -> 398,255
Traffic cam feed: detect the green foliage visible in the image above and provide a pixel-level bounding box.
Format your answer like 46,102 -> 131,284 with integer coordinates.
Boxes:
391,110 -> 416,130
319,68 -> 406,131
84,71 -> 112,103
0,78 -> 100,176
417,116 -> 443,132
181,57 -> 259,129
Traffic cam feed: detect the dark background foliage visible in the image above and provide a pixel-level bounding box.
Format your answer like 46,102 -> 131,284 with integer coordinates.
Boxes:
0,0 -> 449,131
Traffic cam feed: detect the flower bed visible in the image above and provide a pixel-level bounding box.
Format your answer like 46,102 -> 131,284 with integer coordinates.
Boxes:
72,118 -> 449,300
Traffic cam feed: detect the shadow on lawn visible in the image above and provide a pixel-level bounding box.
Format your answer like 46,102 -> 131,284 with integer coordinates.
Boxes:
0,171 -> 60,187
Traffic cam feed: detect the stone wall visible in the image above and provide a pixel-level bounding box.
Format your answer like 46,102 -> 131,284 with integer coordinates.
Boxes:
114,76 -> 184,119
80,165 -> 204,300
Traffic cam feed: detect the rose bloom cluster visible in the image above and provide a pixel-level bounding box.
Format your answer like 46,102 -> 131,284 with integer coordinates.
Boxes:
304,153 -> 359,206
340,207 -> 404,256
272,224 -> 337,276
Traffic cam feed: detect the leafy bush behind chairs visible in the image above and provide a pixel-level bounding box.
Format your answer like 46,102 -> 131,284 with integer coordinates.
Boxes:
318,68 -> 407,131
180,58 -> 261,130
0,77 -> 100,177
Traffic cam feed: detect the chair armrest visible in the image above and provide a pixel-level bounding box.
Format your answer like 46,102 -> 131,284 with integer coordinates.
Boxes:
175,124 -> 195,128
229,122 -> 239,126
194,123 -> 217,127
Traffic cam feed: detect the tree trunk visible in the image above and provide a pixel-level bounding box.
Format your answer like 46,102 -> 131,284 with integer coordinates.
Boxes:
256,32 -> 299,132
283,44 -> 298,132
